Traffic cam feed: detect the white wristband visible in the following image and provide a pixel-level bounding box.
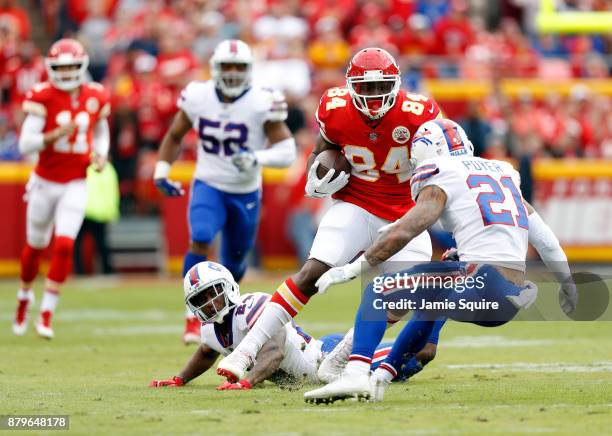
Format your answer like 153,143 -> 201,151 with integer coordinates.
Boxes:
154,161 -> 171,180
346,254 -> 371,277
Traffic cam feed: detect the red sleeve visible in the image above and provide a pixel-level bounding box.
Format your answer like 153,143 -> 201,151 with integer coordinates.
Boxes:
22,83 -> 51,117
400,92 -> 443,126
315,87 -> 351,145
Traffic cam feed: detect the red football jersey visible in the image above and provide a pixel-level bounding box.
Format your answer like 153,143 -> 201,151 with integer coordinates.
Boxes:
316,87 -> 442,221
22,81 -> 111,183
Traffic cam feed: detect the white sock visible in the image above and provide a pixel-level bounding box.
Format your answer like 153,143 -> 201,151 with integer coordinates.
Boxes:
373,367 -> 394,383
17,288 -> 34,301
40,290 -> 59,313
234,302 -> 292,358
186,306 -> 196,319
344,360 -> 371,376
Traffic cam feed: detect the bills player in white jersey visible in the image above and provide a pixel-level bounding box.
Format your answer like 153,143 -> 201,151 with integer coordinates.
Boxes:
153,40 -> 296,344
149,261 -> 392,389
306,119 -> 576,403
149,261 -> 414,390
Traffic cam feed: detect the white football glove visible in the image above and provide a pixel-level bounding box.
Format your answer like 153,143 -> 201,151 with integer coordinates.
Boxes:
315,255 -> 368,294
559,279 -> 578,315
305,161 -> 350,198
231,151 -> 257,172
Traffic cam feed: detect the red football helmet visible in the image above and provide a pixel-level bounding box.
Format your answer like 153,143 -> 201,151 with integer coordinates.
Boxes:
346,48 -> 401,120
45,39 -> 89,91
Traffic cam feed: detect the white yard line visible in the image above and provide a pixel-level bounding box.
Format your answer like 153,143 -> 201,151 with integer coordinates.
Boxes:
446,361 -> 612,372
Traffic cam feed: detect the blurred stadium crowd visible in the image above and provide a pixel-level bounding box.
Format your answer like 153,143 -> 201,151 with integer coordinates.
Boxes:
0,0 -> 610,214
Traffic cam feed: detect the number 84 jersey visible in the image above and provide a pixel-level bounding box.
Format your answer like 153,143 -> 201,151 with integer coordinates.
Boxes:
178,80 -> 287,194
22,81 -> 110,183
316,87 -> 442,221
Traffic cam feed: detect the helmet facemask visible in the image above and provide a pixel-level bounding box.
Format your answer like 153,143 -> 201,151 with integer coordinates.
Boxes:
46,58 -> 89,91
185,278 -> 237,324
347,71 -> 400,120
212,61 -> 252,98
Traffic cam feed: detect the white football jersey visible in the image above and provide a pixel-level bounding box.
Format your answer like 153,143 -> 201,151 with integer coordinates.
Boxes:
178,80 -> 287,193
411,156 -> 529,271
200,292 -> 322,383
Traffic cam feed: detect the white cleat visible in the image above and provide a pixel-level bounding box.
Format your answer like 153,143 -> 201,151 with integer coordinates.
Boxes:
317,328 -> 353,383
13,292 -> 35,336
369,369 -> 392,402
36,311 -> 54,340
216,350 -> 255,382
304,372 -> 371,405
36,323 -> 54,340
12,320 -> 28,336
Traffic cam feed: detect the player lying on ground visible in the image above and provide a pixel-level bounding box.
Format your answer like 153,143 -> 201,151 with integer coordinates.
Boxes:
153,39 -> 295,344
304,119 -> 577,403
216,47 -> 445,382
149,261 -> 440,389
13,39 -> 110,339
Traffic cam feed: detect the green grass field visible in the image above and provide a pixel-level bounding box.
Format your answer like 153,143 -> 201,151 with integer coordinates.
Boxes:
1,276 -> 611,435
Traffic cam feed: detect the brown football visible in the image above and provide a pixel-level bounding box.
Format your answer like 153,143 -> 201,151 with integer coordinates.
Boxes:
315,149 -> 351,181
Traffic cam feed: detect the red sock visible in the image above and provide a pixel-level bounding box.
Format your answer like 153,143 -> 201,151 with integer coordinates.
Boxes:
269,277 -> 310,317
47,236 -> 75,284
20,244 -> 44,283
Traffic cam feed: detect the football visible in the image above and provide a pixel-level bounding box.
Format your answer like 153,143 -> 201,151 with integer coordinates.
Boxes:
315,149 -> 351,180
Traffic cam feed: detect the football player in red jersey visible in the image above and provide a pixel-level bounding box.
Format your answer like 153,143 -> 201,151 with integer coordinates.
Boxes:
217,48 -> 444,382
12,39 -> 111,339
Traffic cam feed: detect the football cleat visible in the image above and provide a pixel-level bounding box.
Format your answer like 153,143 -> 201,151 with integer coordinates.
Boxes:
304,373 -> 371,405
317,328 -> 353,383
216,350 -> 255,383
369,369 -> 392,402
183,318 -> 201,345
13,292 -> 35,336
36,311 -> 54,339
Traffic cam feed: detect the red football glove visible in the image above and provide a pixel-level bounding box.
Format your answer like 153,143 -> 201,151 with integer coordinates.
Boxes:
149,376 -> 185,387
216,379 -> 252,391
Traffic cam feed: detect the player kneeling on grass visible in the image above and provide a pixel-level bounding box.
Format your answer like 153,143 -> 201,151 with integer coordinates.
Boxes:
304,119 -> 577,403
149,261 -> 428,390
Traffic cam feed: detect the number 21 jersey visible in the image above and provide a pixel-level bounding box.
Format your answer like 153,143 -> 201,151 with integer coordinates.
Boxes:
178,80 -> 287,193
411,156 -> 529,270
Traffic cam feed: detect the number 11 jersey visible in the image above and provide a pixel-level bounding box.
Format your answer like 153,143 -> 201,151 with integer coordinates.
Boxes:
22,81 -> 110,183
178,80 -> 287,194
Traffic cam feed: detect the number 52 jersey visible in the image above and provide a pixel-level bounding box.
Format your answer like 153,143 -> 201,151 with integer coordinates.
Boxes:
411,156 -> 529,270
178,80 -> 287,194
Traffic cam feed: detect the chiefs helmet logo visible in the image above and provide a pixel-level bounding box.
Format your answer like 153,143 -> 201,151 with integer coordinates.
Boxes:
392,126 -> 410,144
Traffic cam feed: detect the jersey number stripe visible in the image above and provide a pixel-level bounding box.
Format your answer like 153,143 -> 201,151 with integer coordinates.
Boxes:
467,174 -> 528,229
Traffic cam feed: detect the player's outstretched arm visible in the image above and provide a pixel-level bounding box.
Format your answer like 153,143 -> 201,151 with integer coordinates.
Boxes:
524,201 -> 577,314
149,344 -> 219,387
315,185 -> 447,293
154,110 -> 192,196
217,328 -> 287,391
365,185 -> 447,267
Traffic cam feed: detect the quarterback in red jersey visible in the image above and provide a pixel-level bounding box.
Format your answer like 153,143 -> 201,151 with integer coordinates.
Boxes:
217,48 -> 444,382
12,39 -> 111,339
